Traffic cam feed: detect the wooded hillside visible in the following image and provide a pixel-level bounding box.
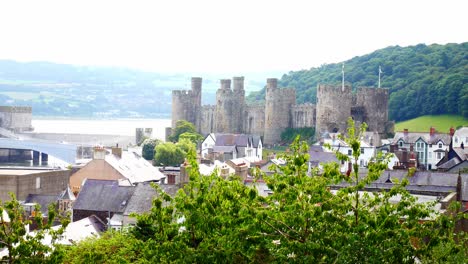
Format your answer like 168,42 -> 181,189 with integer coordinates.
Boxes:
247,43 -> 468,121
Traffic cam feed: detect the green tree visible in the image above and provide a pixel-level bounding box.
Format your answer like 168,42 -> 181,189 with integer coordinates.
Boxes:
0,193 -> 69,263
169,120 -> 201,142
141,138 -> 161,160
153,142 -> 185,167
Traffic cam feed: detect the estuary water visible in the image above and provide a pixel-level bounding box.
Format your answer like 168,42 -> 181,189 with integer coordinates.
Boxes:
31,118 -> 172,140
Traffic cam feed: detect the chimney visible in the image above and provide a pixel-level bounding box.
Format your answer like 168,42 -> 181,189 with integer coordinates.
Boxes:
429,127 -> 435,136
93,146 -> 106,160
403,129 -> 409,137
111,145 -> 122,158
449,127 -> 455,136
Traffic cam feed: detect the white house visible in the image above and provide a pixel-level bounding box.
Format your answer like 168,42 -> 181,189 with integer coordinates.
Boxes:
453,127 -> 468,149
321,136 -> 376,169
201,133 -> 262,162
392,128 -> 451,170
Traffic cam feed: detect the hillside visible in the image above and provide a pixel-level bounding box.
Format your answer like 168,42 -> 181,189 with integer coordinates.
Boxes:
0,60 -> 273,118
247,43 -> 468,121
394,115 -> 468,132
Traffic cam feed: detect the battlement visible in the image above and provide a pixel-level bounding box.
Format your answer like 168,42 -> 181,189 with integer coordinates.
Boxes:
220,79 -> 231,90
266,78 -> 278,90
291,103 -> 315,111
0,106 -> 32,113
356,87 -> 389,95
191,77 -> 202,93
172,89 -> 194,96
317,84 -> 352,95
233,76 -> 244,91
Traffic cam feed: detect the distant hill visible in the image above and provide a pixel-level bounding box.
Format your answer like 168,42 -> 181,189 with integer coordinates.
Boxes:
247,43 -> 468,121
394,115 -> 468,133
0,60 -> 274,118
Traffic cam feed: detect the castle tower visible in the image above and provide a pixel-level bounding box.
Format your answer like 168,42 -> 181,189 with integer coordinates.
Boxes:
315,84 -> 352,135
264,78 -> 296,145
354,87 -> 389,134
232,77 -> 245,133
172,77 -> 202,131
215,79 -> 234,133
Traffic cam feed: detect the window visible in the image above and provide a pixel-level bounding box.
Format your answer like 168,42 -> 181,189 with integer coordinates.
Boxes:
428,152 -> 432,159
348,150 -> 352,156
437,152 -> 442,159
360,148 -> 364,154
36,177 -> 41,189
398,141 -> 403,147
438,143 -> 442,148
360,160 -> 364,167
455,137 -> 458,143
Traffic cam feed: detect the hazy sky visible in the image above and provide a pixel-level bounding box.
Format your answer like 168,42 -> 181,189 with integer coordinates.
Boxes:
0,0 -> 466,73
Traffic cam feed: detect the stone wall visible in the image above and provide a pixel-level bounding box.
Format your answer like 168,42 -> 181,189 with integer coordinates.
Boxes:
200,105 -> 216,136
354,87 -> 389,134
291,103 -> 316,128
264,78 -> 296,145
0,106 -> 33,132
245,104 -> 265,136
171,77 -> 202,131
316,85 -> 352,134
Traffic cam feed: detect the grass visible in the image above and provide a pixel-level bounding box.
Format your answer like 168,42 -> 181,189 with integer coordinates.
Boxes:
395,115 -> 468,133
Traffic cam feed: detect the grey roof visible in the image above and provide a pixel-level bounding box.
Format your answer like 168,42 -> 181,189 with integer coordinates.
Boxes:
123,183 -> 158,216
331,170 -> 468,200
213,145 -> 237,153
73,179 -> 135,213
438,157 -> 461,169
309,146 -> 338,166
24,194 -> 58,214
58,186 -> 76,201
392,132 -> 451,145
453,148 -> 468,161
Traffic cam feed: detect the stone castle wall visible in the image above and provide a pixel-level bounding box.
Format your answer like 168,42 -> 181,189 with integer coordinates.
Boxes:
171,77 -> 202,130
200,105 -> 216,135
171,77 -> 391,145
291,103 -> 316,128
355,88 -> 389,134
316,85 -> 353,134
245,104 -> 265,136
0,106 -> 33,132
264,79 -> 296,145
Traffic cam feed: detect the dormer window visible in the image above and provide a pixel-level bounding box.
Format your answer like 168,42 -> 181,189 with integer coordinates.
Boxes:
438,143 -> 442,148
398,141 -> 403,147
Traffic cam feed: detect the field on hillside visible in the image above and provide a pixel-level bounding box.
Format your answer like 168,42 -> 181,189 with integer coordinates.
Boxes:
395,115 -> 468,133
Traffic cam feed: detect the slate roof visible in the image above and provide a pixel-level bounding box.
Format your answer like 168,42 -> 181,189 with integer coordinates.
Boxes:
213,145 -> 237,153
123,183 -> 158,216
24,194 -> 58,214
73,179 -> 135,213
58,186 -> 76,201
392,132 -> 451,145
438,157 -> 461,170
309,146 -> 338,166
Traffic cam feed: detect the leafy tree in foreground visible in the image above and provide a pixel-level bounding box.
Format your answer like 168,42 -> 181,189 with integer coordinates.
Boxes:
62,119 -> 466,263
0,193 -> 69,263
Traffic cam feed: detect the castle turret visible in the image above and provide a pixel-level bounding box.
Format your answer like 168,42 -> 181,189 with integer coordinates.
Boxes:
354,87 -> 391,135
315,84 -> 352,135
172,77 -> 202,131
264,78 -> 296,145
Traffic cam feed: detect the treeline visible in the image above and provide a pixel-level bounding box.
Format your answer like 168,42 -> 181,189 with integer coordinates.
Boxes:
247,43 -> 468,121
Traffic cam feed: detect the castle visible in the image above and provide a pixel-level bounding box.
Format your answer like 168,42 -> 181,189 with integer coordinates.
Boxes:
172,77 -> 393,145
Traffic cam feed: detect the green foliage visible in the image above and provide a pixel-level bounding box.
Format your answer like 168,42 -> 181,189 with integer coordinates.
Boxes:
280,127 -> 315,143
179,132 -> 203,144
247,43 -> 468,121
153,142 -> 186,167
0,193 -> 69,263
395,115 -> 468,132
141,138 -> 161,161
169,120 -> 202,143
63,119 -> 467,262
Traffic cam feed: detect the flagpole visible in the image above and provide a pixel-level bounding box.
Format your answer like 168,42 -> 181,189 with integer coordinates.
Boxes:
342,63 -> 345,92
378,66 -> 382,88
